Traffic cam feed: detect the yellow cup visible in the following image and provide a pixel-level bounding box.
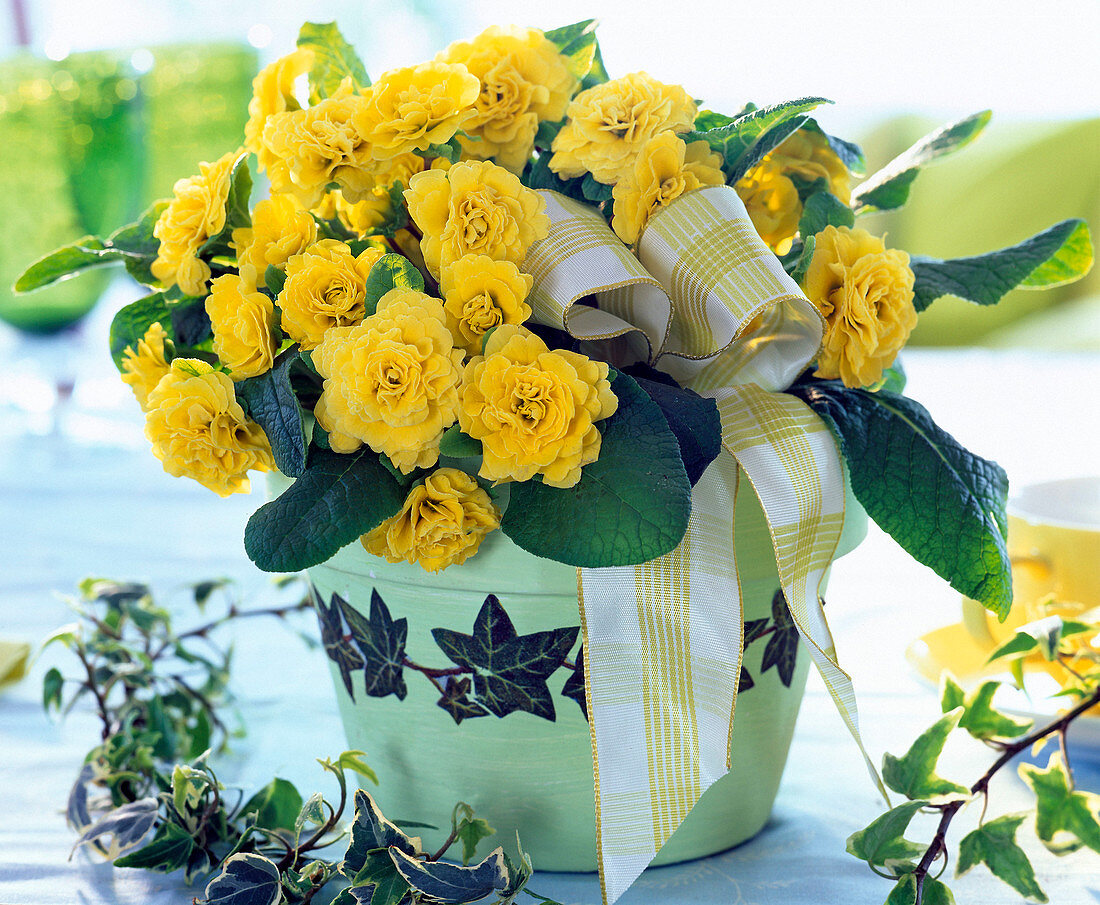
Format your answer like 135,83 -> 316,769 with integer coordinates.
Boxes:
963,476 -> 1100,647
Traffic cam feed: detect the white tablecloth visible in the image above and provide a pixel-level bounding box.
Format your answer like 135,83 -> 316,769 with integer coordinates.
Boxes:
2,298 -> 1098,904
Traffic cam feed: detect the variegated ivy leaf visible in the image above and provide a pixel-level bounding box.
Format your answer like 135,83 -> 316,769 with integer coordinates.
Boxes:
199,853 -> 283,905
882,709 -> 969,801
73,797 -> 158,861
341,789 -> 421,879
846,799 -> 929,874
1019,752 -> 1100,855
940,674 -> 1032,741
884,873 -> 956,905
957,813 -> 1048,903
389,845 -> 509,904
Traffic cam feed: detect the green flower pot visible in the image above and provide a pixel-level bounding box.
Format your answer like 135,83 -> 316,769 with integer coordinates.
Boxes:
288,455 -> 866,870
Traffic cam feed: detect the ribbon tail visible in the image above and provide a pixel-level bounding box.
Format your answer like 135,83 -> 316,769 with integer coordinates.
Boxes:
712,383 -> 887,800
578,460 -> 745,904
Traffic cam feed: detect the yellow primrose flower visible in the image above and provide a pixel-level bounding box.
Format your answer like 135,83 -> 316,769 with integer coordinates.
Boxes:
736,129 -> 851,254
312,289 -> 464,472
144,359 -> 273,497
459,325 -> 618,488
362,467 -> 500,572
611,132 -> 725,244
244,48 -> 313,174
278,239 -> 384,350
550,72 -> 697,184
120,321 -> 171,411
150,149 -> 240,297
261,85 -> 374,208
404,159 -> 550,281
232,193 -> 317,289
438,26 -> 578,172
440,255 -> 533,356
353,61 -> 479,160
802,226 -> 917,388
205,274 -> 277,381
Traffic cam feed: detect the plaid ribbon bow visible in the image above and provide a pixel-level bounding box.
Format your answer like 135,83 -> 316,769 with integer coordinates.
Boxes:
524,185 -> 884,904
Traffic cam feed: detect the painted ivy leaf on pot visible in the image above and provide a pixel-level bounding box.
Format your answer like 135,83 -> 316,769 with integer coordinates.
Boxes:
560,648 -> 587,718
314,591 -> 366,699
432,595 -> 579,721
761,589 -> 801,688
341,591 -> 409,700
437,676 -> 488,725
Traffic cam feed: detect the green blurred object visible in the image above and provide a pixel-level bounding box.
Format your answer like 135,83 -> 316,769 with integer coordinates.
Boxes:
138,43 -> 256,203
861,117 -> 1100,348
0,51 -> 142,334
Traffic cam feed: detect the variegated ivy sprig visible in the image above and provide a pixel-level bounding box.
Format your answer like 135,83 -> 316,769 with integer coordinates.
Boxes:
849,614 -> 1100,905
42,578 -> 563,905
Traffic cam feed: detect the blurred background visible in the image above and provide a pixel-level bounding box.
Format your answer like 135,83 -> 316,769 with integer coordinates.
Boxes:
0,0 -> 1096,443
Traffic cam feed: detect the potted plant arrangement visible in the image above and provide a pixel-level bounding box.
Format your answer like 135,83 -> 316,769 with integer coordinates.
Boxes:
18,18 -> 1093,904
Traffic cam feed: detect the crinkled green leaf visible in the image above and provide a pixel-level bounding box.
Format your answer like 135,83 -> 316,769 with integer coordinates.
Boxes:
543,19 -> 600,81
1020,752 -> 1100,856
846,799 -> 929,872
198,153 -> 252,254
199,853 -> 283,905
798,191 -> 854,238
911,219 -> 1093,312
502,371 -> 691,567
793,382 -> 1012,618
432,594 -> 578,721
882,709 -> 969,801
363,253 -> 426,317
853,110 -> 991,212
957,813 -> 1048,902
389,845 -> 509,904
244,447 -> 406,573
235,349 -> 308,478
298,21 -> 370,103
684,98 -> 829,184
439,425 -> 482,459
108,291 -> 174,371
264,265 -> 287,297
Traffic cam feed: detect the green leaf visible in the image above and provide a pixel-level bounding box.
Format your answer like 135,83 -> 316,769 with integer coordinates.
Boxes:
245,447 -> 406,572
1020,752 -> 1100,856
875,358 -> 907,395
885,873 -> 956,905
684,97 -> 830,184
199,853 -> 283,905
789,234 -> 815,285
452,802 -> 496,865
502,371 -> 692,567
235,350 -> 308,478
439,425 -> 482,459
389,845 -> 509,904
363,254 -> 426,317
845,799 -> 929,872
339,590 -> 408,700
957,813 -> 1048,902
910,219 -> 1093,312
432,594 -> 578,721
341,789 -> 420,878
623,364 -> 722,486
108,292 -> 173,371
759,589 -> 801,687
798,191 -> 854,238
295,792 -> 326,835
882,709 -> 969,800
265,265 -> 287,297
114,822 -> 195,873
543,19 -> 601,81
334,749 -> 379,785
581,172 -> 614,201
945,679 -> 1032,741
793,382 -> 1012,619
350,849 -> 410,905
852,110 -> 991,212
423,137 -> 462,163
43,666 -> 64,712
297,21 -> 370,103
240,777 -> 303,832
108,201 -> 169,286
171,299 -> 213,348
802,118 -> 866,176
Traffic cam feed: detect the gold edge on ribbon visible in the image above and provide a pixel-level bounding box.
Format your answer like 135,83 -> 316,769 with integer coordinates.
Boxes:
575,567 -> 610,905
557,276 -> 669,356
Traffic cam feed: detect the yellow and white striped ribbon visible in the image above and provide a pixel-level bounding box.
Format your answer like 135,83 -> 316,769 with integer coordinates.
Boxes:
524,186 -> 881,905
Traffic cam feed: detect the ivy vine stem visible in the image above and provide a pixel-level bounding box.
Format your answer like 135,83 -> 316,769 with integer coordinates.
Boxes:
911,682 -> 1100,905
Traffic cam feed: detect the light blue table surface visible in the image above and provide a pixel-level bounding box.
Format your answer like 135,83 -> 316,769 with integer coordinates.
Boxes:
1,297 -> 1098,904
